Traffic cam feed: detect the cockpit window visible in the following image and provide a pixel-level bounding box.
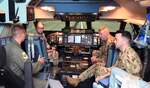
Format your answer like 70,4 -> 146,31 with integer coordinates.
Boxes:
26,21 -> 65,33
125,23 -> 133,34
92,20 -> 120,32
26,20 -> 129,33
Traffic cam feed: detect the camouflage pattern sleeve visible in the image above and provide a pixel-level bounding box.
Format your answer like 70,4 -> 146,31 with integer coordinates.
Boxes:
98,36 -> 115,64
116,47 -> 142,76
95,66 -> 110,77
49,51 -> 59,60
92,50 -> 101,58
91,35 -> 115,65
99,43 -> 109,63
55,51 -> 59,60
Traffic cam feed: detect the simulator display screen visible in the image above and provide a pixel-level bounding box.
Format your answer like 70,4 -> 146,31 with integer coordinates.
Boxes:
64,34 -> 93,46
58,36 -> 63,44
81,35 -> 92,45
93,36 -> 98,45
75,35 -> 81,43
68,35 -> 74,43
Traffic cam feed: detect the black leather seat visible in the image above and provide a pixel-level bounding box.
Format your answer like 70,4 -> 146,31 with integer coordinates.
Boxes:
24,36 -> 48,62
24,60 -> 34,88
0,45 -> 34,88
106,44 -> 118,67
24,35 -> 50,75
99,44 -> 119,88
0,45 -> 24,88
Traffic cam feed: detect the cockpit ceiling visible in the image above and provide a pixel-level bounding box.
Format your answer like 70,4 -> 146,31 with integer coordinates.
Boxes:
30,0 -> 120,21
31,0 -> 119,13
29,0 -> 147,25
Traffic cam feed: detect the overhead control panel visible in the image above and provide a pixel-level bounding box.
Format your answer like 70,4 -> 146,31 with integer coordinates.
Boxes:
37,0 -> 118,13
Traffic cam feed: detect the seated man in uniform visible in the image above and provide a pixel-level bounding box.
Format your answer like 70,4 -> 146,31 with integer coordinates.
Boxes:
91,26 -> 115,64
47,45 -> 59,74
5,25 -> 47,88
67,30 -> 142,88
48,45 -> 59,66
92,30 -> 143,88
67,25 -> 115,87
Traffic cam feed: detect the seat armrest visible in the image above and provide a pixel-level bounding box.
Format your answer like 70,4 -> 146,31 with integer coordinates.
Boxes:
24,61 -> 34,88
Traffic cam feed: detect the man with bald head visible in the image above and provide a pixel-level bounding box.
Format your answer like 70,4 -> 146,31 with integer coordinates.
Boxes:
67,26 -> 115,87
91,26 -> 115,64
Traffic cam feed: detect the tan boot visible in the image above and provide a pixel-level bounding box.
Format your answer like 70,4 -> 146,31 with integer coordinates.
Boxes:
66,76 -> 79,87
53,66 -> 59,74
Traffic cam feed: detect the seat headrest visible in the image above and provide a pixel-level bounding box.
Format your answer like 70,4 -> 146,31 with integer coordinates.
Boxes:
0,45 -> 6,68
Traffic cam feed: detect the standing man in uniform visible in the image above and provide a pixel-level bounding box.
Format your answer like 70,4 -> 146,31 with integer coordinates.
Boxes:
92,30 -> 142,88
35,21 -> 51,52
5,25 -> 47,88
67,25 -> 115,87
35,21 -> 60,75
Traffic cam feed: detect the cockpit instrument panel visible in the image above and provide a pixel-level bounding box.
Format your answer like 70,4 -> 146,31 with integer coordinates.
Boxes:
64,34 -> 93,46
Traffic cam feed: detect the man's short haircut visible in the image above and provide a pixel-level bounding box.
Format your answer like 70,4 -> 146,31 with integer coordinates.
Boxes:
99,25 -> 109,33
116,30 -> 132,42
12,25 -> 25,37
34,21 -> 44,28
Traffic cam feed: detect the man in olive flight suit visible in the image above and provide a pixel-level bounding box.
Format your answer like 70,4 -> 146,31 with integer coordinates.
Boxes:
67,25 -> 116,87
5,25 -> 47,88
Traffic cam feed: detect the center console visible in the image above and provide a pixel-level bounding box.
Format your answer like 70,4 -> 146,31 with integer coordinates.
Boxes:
59,55 -> 90,86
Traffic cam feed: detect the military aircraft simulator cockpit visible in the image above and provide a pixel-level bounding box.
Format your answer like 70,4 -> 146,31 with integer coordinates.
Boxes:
0,0 -> 150,88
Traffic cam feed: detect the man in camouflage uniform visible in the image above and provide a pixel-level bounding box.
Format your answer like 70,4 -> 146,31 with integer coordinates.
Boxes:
48,45 -> 59,74
91,28 -> 115,65
67,25 -> 115,87
93,30 -> 142,88
48,45 -> 59,65
5,25 -> 47,88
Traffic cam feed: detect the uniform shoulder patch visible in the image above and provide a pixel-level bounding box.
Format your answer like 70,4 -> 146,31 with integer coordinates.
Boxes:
22,52 -> 28,60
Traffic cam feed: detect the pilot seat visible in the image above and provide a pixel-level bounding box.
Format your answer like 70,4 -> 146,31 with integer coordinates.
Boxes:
0,45 -> 34,88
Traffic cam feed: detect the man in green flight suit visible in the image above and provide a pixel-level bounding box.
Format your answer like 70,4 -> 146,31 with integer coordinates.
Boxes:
5,25 -> 47,88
